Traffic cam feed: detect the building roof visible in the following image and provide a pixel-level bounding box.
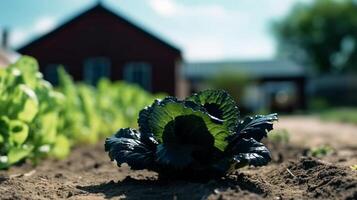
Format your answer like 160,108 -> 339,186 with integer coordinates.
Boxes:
184,60 -> 306,80
17,3 -> 181,54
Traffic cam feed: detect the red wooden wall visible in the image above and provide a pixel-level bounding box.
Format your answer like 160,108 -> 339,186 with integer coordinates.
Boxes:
18,4 -> 182,95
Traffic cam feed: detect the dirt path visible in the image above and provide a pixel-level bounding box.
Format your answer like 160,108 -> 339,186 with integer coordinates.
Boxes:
277,116 -> 357,148
276,116 -> 357,167
0,117 -> 356,200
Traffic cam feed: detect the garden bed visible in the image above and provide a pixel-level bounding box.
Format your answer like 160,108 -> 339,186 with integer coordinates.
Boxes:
0,136 -> 356,200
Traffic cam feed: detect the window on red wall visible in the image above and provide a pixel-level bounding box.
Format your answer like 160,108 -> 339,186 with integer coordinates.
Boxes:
123,62 -> 152,91
84,57 -> 111,85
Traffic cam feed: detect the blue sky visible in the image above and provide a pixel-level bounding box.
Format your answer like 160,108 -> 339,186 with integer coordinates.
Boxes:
0,0 -> 311,61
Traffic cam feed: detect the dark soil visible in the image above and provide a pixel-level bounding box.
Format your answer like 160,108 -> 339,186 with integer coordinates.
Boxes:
0,141 -> 356,200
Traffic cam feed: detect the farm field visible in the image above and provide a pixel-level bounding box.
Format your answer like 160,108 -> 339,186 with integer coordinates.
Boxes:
3,1 -> 357,199
1,116 -> 356,200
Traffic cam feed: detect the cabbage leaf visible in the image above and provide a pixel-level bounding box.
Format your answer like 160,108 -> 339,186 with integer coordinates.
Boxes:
105,90 -> 278,178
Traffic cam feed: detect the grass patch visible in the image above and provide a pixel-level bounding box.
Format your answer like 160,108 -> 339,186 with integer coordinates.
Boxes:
308,145 -> 334,158
319,107 -> 357,124
268,129 -> 290,144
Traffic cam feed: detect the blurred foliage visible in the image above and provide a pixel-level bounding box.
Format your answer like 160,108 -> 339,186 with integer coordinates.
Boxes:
308,145 -> 334,158
204,72 -> 253,110
0,57 -> 65,168
273,0 -> 357,74
268,129 -> 290,144
0,56 -> 160,169
319,107 -> 357,124
308,97 -> 330,112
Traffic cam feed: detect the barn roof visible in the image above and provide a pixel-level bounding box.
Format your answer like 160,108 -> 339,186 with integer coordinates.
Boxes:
184,60 -> 306,80
17,3 -> 181,54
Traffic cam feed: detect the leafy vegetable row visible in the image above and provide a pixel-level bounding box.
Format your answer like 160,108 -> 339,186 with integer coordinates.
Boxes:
0,56 -> 159,169
105,90 -> 278,179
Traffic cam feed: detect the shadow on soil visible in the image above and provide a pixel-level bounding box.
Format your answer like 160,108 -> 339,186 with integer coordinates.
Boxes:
77,173 -> 267,200
0,175 -> 7,184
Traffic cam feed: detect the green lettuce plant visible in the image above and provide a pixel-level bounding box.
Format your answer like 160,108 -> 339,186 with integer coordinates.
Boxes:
0,56 -> 159,169
0,56 -> 68,168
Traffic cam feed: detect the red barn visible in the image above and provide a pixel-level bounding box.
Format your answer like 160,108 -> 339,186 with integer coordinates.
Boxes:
18,3 -> 183,96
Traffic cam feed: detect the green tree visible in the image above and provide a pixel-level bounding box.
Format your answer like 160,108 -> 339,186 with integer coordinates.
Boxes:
273,0 -> 357,74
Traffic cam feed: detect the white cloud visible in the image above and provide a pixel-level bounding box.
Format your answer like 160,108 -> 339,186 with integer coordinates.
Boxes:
182,36 -> 226,61
229,37 -> 276,59
145,0 -> 314,60
148,0 -> 178,16
10,29 -> 27,47
147,0 -> 230,18
33,17 -> 57,34
266,0 -> 313,18
179,35 -> 275,61
9,16 -> 58,48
